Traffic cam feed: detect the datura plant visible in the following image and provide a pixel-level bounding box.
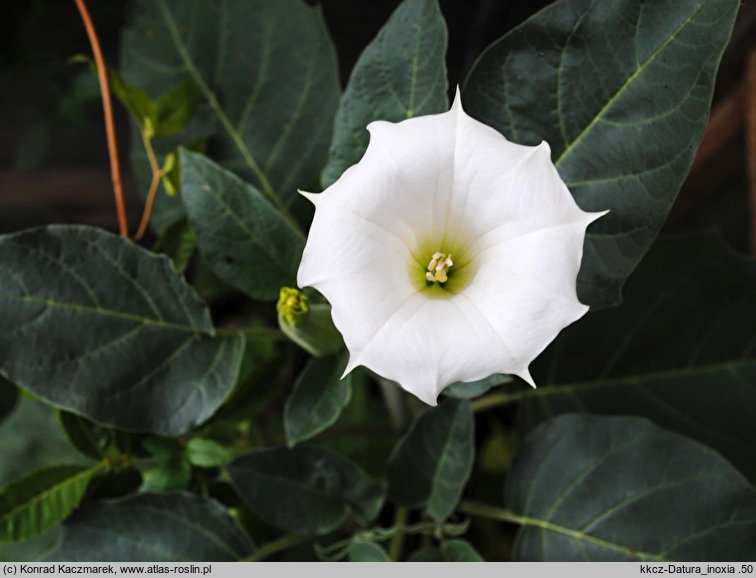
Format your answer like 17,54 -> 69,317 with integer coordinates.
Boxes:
0,0 -> 754,564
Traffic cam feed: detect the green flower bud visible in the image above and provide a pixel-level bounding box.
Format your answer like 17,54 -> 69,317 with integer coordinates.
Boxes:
277,288 -> 343,357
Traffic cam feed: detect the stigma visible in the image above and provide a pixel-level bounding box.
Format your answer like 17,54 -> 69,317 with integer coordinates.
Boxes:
426,252 -> 453,284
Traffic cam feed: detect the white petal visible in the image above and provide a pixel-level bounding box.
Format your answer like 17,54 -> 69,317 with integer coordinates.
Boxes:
350,293 -> 525,405
462,218 -> 596,377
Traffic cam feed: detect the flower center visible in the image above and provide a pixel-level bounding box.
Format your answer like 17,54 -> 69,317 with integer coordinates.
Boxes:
425,252 -> 453,284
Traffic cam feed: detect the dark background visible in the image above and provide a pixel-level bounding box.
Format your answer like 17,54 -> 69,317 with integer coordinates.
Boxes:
0,0 -> 754,254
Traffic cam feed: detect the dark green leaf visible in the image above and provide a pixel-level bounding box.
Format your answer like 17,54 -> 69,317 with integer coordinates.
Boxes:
110,70 -> 157,128
444,374 -> 512,400
408,547 -> 443,561
0,225 -> 245,435
0,377 -> 17,425
349,540 -> 391,562
284,355 -> 352,446
228,446 -> 384,535
322,0 -> 448,186
464,0 -> 738,306
153,217 -> 196,273
48,493 -> 254,561
508,414 -> 756,561
180,151 -> 304,300
155,81 -> 199,137
520,233 -> 756,480
186,438 -> 230,468
388,399 -> 474,520
121,0 -> 339,208
57,411 -> 110,460
441,539 -> 484,562
0,464 -> 102,542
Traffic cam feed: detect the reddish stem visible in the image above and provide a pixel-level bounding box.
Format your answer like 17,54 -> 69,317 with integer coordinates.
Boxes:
74,0 -> 129,238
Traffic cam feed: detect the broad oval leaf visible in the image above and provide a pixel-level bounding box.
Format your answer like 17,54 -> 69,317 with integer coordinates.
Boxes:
181,151 -> 304,301
0,225 -> 244,435
519,233 -> 756,480
228,446 -> 384,535
508,414 -> 756,561
47,493 -> 254,562
0,377 -> 17,425
0,464 -> 101,543
349,540 -> 391,562
464,0 -> 739,306
284,354 -> 352,446
440,539 -> 484,562
322,0 -> 448,187
121,0 -> 340,222
388,399 -> 474,521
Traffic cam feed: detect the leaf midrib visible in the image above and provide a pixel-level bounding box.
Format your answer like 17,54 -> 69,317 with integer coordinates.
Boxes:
554,0 -> 708,167
0,292 -> 210,336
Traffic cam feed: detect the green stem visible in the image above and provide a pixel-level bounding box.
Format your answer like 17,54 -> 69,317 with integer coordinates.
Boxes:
388,507 -> 407,561
217,326 -> 286,341
469,390 -> 535,413
243,534 -> 310,562
457,500 -> 666,561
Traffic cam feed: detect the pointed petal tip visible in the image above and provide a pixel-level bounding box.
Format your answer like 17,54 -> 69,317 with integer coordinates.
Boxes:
587,208 -> 611,224
341,355 -> 361,380
297,189 -> 320,205
451,86 -> 463,112
517,368 -> 537,388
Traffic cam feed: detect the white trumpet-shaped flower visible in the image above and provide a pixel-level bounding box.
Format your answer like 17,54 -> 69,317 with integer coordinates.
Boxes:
298,90 -> 607,405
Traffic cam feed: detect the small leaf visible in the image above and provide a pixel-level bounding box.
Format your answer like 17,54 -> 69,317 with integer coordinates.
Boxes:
464,0 -> 739,306
48,493 -> 254,561
388,399 -> 474,521
181,151 -> 304,301
322,0 -> 448,187
441,539 -> 484,562
153,217 -> 197,273
0,464 -> 102,542
57,411 -> 110,460
443,374 -> 512,400
508,415 -> 756,561
227,446 -> 384,535
349,540 -> 390,562
0,225 -> 245,435
186,438 -> 230,468
155,81 -> 199,137
284,355 -> 352,446
110,70 -> 157,129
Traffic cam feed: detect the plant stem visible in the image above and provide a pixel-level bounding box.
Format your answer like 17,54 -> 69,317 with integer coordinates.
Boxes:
74,0 -> 129,238
134,129 -> 162,240
244,534 -> 310,562
469,390 -> 535,413
388,507 -> 407,561
216,326 -> 286,341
